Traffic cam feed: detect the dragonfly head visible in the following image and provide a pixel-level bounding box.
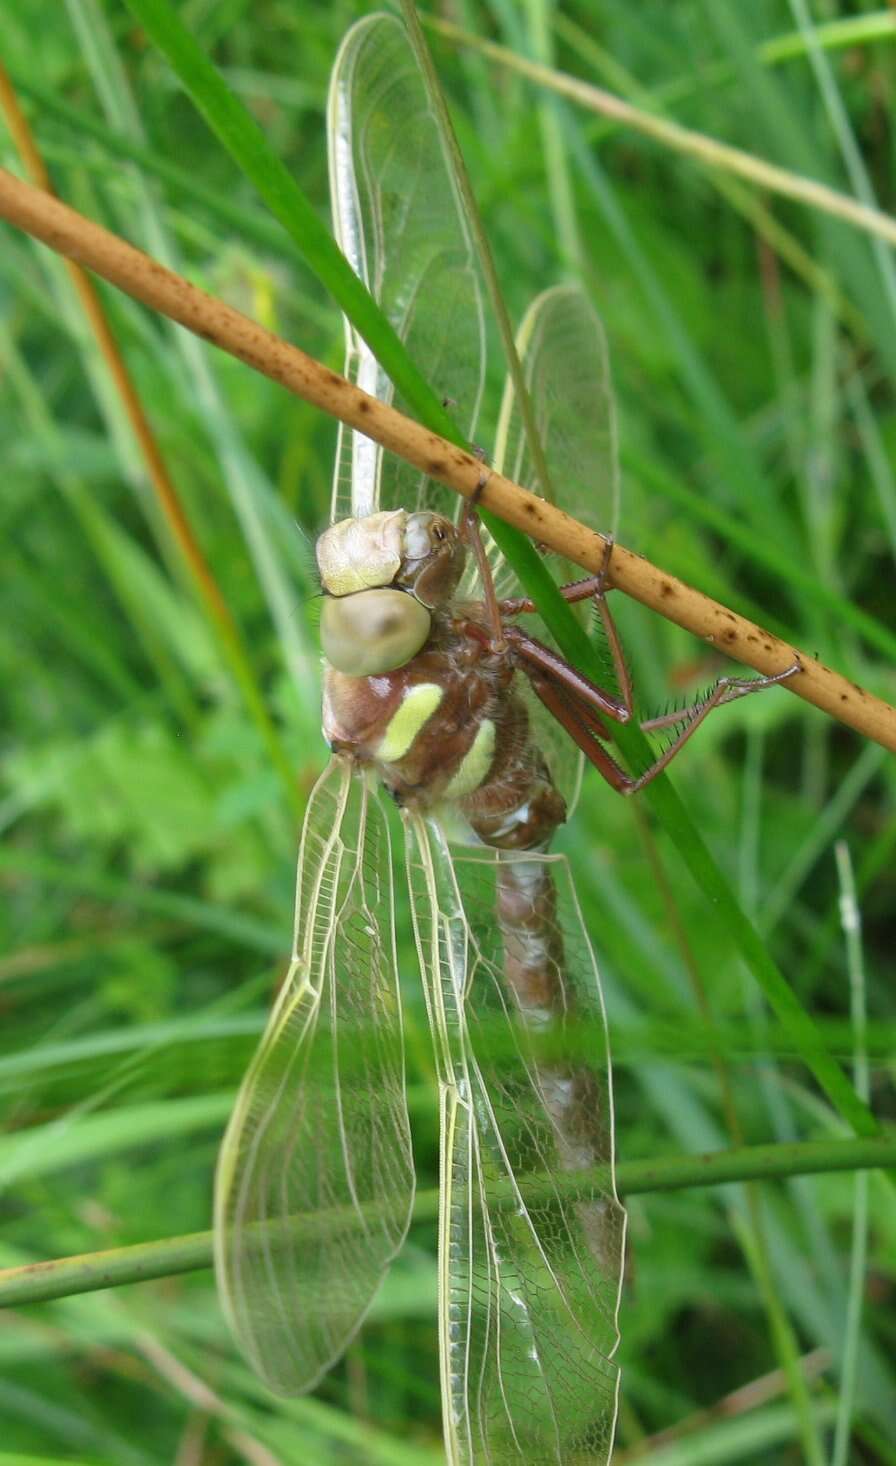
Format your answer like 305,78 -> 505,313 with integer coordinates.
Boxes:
392,511 -> 466,609
316,510 -> 465,676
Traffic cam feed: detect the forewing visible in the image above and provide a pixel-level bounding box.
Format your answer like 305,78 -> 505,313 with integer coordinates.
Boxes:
406,815 -> 625,1465
327,13 -> 485,522
215,758 -> 414,1394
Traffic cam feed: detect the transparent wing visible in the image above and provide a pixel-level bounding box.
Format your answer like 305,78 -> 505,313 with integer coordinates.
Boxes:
406,813 -> 625,1465
215,757 -> 414,1394
472,284 -> 623,814
327,12 -> 485,523
490,283 -> 620,594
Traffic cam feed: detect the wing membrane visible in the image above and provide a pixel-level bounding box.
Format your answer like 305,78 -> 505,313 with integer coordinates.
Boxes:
406,814 -> 625,1464
494,284 -> 620,560
477,284 -> 623,814
327,13 -> 485,523
460,282 -> 619,605
215,758 -> 414,1393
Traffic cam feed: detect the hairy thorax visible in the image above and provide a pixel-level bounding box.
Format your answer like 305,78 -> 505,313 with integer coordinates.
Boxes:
322,609 -> 566,850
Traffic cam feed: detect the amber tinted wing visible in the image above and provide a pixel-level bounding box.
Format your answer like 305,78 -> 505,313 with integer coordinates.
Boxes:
215,759 -> 414,1393
327,12 -> 485,524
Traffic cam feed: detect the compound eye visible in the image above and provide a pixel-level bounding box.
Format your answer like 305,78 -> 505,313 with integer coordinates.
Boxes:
320,588 -> 431,676
403,512 -> 456,562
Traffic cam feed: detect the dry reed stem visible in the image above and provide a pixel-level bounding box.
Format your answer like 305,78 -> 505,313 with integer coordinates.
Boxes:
1,165 -> 893,753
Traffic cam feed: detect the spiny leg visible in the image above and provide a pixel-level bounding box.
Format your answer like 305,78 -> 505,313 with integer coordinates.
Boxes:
588,536 -> 634,718
525,670 -> 634,795
640,664 -> 801,735
463,469 -> 506,648
624,659 -> 802,793
498,573 -> 608,618
500,536 -> 633,713
503,622 -> 627,726
527,656 -> 801,795
490,521 -> 802,795
518,617 -> 801,793
584,539 -> 803,785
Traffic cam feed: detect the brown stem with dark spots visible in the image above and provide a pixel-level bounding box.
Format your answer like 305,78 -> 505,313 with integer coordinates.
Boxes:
0,164 -> 892,751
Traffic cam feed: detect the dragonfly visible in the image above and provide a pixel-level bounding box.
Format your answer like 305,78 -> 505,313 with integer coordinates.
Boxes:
214,14 -> 795,1463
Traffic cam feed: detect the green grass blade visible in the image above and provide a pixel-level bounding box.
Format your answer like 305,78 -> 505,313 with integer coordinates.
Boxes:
830,842 -> 871,1466
1,1134 -> 891,1305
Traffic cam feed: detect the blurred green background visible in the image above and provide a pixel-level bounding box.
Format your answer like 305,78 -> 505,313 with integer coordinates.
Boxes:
1,1 -> 894,1462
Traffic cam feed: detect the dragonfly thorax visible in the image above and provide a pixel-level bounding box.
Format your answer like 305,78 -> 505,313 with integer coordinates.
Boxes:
317,510 -> 465,676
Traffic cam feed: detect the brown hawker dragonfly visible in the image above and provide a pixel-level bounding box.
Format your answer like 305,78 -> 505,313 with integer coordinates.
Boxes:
214,14 -> 794,1464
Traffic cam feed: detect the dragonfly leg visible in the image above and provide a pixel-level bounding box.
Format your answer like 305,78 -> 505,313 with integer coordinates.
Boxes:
519,627 -> 801,795
502,538 -> 634,713
461,495 -> 506,648
497,535 -> 617,619
498,533 -> 800,795
624,658 -> 803,793
496,535 -> 631,697
522,666 -> 634,793
499,572 -> 606,618
589,535 -> 634,717
505,623 -> 628,725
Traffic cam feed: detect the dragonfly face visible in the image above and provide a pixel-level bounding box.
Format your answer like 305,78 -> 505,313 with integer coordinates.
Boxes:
318,509 -> 466,676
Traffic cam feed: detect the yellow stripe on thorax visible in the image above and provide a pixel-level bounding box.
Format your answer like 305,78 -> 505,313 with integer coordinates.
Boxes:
376,682 -> 443,764
444,718 -> 496,799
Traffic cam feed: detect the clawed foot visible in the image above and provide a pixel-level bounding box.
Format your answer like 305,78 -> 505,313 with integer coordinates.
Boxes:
594,534 -> 615,598
719,655 -> 803,702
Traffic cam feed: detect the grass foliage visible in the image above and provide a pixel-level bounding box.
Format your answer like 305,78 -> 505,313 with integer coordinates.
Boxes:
1,2 -> 894,1462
